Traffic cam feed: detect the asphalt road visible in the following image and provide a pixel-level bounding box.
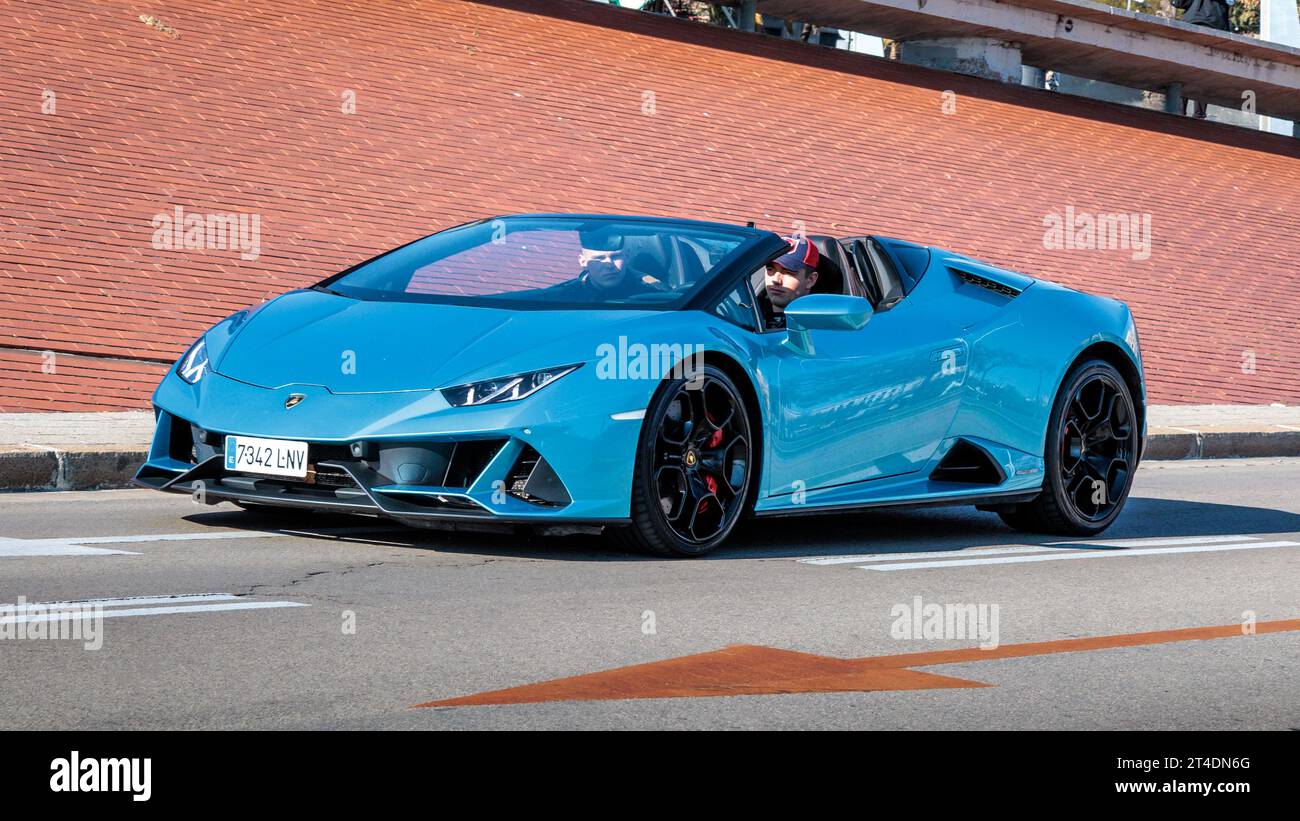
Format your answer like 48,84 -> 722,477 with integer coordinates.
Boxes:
2,457 -> 1298,730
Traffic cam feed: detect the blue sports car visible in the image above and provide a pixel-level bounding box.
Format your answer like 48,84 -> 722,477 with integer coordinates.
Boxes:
136,214 -> 1146,556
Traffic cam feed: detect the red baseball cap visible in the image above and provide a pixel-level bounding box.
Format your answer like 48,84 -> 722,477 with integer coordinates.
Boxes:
773,237 -> 819,275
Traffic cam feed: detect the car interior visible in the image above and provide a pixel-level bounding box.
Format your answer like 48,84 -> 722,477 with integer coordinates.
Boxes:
622,233 -> 710,290
748,234 -> 917,330
841,235 -> 907,310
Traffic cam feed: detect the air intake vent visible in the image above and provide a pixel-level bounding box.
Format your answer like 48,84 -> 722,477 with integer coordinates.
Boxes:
309,464 -> 359,488
168,414 -> 197,462
507,446 -> 571,507
953,269 -> 1022,299
931,440 -> 1006,485
445,439 -> 508,488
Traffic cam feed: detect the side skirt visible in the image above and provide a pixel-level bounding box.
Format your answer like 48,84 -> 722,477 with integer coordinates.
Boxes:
751,489 -> 1041,519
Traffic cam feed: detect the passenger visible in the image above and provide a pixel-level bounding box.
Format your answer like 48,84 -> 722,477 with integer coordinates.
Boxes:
760,237 -> 820,328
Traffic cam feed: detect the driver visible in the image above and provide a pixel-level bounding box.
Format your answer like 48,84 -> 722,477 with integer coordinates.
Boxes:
543,228 -> 666,300
760,237 -> 820,328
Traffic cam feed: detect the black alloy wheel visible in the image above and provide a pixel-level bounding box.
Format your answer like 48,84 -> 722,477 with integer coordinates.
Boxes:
999,359 -> 1138,535
616,366 -> 753,556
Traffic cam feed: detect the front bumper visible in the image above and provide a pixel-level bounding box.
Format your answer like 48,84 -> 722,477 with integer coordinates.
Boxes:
135,416 -> 598,527
135,370 -> 645,525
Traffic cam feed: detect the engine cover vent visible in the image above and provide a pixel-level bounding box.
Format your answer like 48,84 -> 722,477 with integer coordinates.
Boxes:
953,268 -> 1022,299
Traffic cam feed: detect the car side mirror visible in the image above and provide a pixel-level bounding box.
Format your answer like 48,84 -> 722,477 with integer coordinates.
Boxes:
782,294 -> 873,356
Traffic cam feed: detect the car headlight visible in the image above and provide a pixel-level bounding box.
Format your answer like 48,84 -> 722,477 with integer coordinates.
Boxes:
177,338 -> 209,384
441,364 -> 581,407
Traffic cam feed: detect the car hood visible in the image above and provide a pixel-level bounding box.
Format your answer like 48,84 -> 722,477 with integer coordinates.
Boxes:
214,289 -> 659,393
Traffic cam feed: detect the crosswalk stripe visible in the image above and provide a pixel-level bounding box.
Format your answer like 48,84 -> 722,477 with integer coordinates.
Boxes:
859,540 -> 1300,571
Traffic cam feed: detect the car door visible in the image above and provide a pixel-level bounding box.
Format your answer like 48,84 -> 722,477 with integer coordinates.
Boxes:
762,239 -> 968,498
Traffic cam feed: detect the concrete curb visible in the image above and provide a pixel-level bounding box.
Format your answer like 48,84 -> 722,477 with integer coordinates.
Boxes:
0,446 -> 148,491
1143,430 -> 1300,461
2,431 -> 1299,492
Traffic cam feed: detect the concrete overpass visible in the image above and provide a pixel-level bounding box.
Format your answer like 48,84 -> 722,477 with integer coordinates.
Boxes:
739,0 -> 1300,123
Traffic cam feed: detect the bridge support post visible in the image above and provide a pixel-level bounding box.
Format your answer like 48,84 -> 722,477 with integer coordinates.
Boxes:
1163,82 -> 1184,115
738,0 -> 756,33
893,37 -> 1023,83
1021,66 -> 1046,89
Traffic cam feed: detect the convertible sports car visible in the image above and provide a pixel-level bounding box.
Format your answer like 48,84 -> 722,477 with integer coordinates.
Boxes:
135,214 -> 1145,556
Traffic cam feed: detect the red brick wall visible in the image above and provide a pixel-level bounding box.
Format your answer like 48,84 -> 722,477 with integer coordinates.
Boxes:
1,0 -> 1298,411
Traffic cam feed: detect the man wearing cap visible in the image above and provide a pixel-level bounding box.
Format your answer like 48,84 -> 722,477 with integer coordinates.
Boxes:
759,237 -> 820,329
543,228 -> 666,301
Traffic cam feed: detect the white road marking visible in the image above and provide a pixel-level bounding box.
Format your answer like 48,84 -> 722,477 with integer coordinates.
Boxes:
1046,534 -> 1260,548
1,601 -> 307,625
0,531 -> 269,558
0,541 -> 139,557
859,540 -> 1300,571
0,593 -> 240,610
0,524 -> 412,558
801,534 -> 1287,572
45,532 -> 272,545
800,544 -> 1069,565
0,593 -> 307,625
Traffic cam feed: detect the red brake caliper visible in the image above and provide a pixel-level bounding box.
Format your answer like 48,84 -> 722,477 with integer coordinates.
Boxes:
705,419 -> 723,497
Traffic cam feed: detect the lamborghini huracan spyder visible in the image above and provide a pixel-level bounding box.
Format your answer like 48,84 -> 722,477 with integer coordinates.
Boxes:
136,214 -> 1145,556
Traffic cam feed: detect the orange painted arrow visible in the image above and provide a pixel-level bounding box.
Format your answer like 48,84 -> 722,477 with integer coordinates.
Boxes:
416,618 -> 1300,708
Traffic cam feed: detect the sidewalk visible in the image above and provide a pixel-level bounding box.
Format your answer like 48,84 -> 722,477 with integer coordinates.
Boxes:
0,412 -> 155,491
1145,405 -> 1300,459
1,407 -> 1298,491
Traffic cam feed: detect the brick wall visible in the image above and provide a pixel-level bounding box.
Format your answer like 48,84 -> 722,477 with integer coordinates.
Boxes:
1,0 -> 1297,411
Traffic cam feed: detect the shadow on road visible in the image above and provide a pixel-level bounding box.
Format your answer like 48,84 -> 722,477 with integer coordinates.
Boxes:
182,494 -> 1300,563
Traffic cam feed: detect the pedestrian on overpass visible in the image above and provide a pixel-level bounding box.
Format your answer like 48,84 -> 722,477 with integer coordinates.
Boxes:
1170,0 -> 1233,118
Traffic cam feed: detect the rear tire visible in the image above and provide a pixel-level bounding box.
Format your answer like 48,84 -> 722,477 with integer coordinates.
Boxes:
613,366 -> 754,557
999,358 -> 1138,536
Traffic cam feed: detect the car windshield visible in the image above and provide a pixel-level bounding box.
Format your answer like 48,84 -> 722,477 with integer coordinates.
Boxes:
320,216 -> 757,310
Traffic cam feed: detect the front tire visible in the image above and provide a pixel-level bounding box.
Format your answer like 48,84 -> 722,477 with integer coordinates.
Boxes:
614,366 -> 754,557
999,359 -> 1138,536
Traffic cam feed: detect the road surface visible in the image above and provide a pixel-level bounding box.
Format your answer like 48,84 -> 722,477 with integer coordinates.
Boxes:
1,457 -> 1297,729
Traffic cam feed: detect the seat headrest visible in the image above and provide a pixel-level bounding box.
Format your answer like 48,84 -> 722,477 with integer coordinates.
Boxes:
622,234 -> 671,280
806,235 -> 848,295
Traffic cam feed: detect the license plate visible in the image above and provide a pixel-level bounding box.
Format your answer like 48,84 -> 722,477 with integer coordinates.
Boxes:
224,435 -> 309,478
